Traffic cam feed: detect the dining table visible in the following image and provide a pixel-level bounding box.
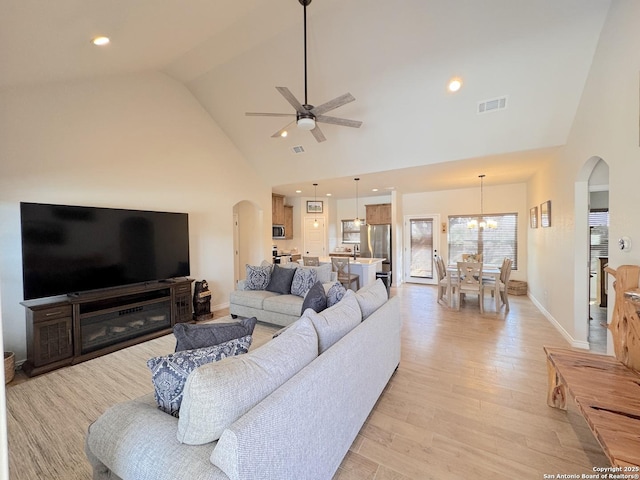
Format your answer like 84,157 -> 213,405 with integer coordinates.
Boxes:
446,264 -> 502,310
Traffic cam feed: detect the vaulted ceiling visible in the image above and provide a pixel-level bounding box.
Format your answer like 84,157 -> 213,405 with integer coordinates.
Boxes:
1,0 -> 611,198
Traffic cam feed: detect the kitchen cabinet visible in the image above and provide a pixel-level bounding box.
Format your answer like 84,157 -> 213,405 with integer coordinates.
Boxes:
284,205 -> 293,239
272,194 -> 285,225
366,203 -> 391,225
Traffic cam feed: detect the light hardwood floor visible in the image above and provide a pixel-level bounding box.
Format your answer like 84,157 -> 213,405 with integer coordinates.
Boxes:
5,284 -> 609,479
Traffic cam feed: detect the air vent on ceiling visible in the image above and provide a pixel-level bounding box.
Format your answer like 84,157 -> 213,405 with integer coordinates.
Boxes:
477,96 -> 508,114
291,145 -> 305,154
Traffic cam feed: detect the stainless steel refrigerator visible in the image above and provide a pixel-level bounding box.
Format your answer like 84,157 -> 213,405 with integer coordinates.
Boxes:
360,224 -> 392,274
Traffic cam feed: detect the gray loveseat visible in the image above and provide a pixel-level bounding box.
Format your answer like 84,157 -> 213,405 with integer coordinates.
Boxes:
85,279 -> 401,480
229,262 -> 336,327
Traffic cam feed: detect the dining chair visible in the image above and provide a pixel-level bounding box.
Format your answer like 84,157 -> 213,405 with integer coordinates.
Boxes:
462,253 -> 483,262
303,256 -> 320,266
484,258 -> 513,312
456,261 -> 484,313
435,255 -> 455,304
331,257 -> 360,291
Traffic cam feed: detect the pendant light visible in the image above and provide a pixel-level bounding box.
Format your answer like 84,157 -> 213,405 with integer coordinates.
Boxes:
467,174 -> 497,229
353,178 -> 361,227
313,183 -> 319,228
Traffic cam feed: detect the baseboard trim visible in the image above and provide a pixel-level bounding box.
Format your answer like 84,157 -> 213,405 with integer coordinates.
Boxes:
528,293 -> 589,350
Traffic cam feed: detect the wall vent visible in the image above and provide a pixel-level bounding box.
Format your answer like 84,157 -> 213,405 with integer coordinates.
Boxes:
291,145 -> 305,154
477,96 -> 508,114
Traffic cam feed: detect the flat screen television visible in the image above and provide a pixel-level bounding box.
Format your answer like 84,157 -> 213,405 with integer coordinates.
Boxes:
20,202 -> 190,300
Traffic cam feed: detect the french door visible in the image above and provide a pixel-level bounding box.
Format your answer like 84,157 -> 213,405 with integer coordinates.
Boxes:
404,215 -> 439,285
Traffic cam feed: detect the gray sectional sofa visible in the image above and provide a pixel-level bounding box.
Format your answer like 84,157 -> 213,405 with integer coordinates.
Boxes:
85,279 -> 401,480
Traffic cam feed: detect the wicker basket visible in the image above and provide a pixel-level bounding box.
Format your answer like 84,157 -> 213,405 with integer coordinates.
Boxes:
507,280 -> 528,296
4,351 -> 15,384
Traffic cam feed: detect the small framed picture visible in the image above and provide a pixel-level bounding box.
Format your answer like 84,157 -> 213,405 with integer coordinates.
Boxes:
530,206 -> 538,228
541,200 -> 551,227
306,200 -> 323,214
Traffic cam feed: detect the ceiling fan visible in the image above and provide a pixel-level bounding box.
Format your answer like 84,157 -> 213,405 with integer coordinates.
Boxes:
245,0 -> 362,143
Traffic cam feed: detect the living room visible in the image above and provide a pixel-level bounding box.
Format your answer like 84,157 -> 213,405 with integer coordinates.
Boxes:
2,0 -> 640,478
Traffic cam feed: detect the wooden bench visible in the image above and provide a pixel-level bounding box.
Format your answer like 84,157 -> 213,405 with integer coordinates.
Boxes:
544,265 -> 640,468
544,346 -> 640,467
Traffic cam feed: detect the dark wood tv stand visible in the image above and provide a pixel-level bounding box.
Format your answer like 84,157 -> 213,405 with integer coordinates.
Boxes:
20,278 -> 194,377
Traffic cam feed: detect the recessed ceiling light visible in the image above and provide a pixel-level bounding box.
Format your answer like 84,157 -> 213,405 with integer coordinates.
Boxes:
372,188 -> 379,192
326,193 -> 332,197
295,190 -> 302,193
92,36 -> 110,46
280,130 -> 288,137
447,77 -> 462,92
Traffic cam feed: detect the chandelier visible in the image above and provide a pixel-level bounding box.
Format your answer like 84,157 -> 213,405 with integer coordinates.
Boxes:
313,183 -> 319,228
468,174 -> 497,229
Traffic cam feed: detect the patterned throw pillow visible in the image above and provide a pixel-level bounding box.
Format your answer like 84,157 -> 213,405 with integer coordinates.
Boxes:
326,281 -> 347,307
147,335 -> 252,417
291,267 -> 318,297
245,264 -> 272,290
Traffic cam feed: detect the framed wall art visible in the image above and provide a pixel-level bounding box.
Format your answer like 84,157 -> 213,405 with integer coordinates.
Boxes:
540,200 -> 551,227
306,200 -> 323,214
530,206 -> 538,228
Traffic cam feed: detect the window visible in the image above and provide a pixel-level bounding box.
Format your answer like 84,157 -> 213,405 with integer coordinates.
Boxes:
589,209 -> 609,273
448,213 -> 518,268
341,220 -> 361,243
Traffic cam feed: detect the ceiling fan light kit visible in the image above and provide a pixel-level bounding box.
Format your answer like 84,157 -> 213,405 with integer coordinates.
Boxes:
245,0 -> 362,143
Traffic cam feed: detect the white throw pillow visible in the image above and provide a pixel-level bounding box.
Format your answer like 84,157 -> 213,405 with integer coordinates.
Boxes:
304,290 -> 362,353
177,317 -> 318,445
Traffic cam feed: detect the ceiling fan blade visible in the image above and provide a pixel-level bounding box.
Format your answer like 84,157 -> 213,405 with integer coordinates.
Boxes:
276,86 -> 304,112
271,121 -> 295,138
312,93 -> 355,116
246,112 -> 296,117
310,125 -> 326,143
315,115 -> 362,128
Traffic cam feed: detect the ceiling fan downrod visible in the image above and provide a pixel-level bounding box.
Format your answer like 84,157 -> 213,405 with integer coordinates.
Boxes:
300,0 -> 312,109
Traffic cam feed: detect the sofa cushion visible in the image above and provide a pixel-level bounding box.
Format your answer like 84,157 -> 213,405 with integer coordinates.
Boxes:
245,264 -> 272,290
229,289 -> 279,310
265,264 -> 296,294
262,294 -> 303,316
290,267 -> 317,297
173,318 -> 257,352
304,290 -> 362,353
301,280 -> 327,313
325,281 -> 347,307
147,335 -> 252,417
177,317 -> 318,445
355,279 -> 389,320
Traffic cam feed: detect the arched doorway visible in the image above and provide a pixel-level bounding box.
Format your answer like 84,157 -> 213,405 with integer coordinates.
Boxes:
573,157 -> 609,352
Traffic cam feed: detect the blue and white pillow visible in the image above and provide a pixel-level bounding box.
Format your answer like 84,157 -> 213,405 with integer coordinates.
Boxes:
245,264 -> 272,290
147,335 -> 252,416
291,267 -> 317,297
326,281 -> 347,307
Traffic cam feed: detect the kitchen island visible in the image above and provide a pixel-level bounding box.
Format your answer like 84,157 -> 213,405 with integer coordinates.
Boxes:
318,256 -> 386,288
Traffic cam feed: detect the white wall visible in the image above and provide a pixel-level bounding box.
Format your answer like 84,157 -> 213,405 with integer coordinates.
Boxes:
402,183 -> 528,282
527,0 -> 640,347
0,72 -> 272,363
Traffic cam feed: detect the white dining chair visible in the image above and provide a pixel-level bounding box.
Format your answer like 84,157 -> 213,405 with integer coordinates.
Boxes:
436,255 -> 456,304
456,261 -> 484,313
484,258 -> 513,312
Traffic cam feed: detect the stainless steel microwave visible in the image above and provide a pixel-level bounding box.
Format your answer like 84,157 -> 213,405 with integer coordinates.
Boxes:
272,225 -> 285,239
